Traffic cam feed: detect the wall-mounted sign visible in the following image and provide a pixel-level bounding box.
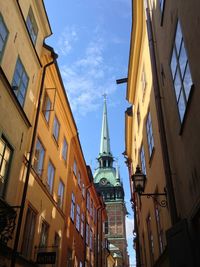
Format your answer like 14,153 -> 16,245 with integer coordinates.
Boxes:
36,252 -> 56,264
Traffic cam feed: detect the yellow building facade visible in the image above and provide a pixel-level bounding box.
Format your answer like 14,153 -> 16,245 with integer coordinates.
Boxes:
0,1 -> 107,267
125,1 -> 172,266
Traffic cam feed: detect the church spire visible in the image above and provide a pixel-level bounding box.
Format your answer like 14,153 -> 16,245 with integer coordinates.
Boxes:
99,95 -> 112,156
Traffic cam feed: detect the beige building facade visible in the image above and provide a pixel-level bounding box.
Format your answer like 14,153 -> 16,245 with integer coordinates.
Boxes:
126,0 -> 200,266
148,0 -> 200,266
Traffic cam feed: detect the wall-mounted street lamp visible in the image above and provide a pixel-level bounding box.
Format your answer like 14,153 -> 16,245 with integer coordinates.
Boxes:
132,165 -> 167,208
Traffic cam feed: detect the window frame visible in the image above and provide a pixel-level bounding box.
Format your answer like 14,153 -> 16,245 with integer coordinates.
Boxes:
26,6 -> 38,45
47,159 -> 55,194
0,135 -> 13,197
170,19 -> 193,125
33,137 -> 45,177
62,137 -> 68,162
12,57 -> 29,107
146,111 -> 154,158
21,206 -> 36,259
39,219 -> 49,248
52,115 -> 60,143
42,92 -> 51,124
58,179 -> 64,209
0,13 -> 9,63
70,192 -> 75,221
140,144 -> 146,175
76,204 -> 80,231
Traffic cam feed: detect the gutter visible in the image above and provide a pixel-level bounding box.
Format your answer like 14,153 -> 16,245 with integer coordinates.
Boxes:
10,50 -> 57,267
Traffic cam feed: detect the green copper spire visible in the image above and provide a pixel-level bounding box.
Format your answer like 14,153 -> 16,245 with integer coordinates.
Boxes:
99,95 -> 112,156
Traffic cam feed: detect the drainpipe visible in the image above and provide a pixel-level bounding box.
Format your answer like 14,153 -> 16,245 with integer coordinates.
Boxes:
100,205 -> 105,267
10,51 -> 57,267
95,204 -> 102,267
145,1 -> 178,224
83,183 -> 92,267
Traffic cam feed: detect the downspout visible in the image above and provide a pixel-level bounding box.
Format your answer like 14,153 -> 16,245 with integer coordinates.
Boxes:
10,52 -> 57,267
95,205 -> 102,267
100,205 -> 106,267
83,183 -> 92,267
145,1 -> 178,224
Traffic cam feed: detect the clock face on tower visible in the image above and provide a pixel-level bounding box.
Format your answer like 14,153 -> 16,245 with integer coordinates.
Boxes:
100,178 -> 107,186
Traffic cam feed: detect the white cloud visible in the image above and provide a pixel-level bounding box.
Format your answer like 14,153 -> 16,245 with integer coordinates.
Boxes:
60,36 -> 117,116
58,26 -> 78,56
126,217 -> 134,240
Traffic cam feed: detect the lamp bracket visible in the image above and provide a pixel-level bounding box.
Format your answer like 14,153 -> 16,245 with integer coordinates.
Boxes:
139,192 -> 167,208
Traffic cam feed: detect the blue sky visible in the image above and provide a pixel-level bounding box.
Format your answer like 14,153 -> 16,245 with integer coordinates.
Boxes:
44,0 -> 135,264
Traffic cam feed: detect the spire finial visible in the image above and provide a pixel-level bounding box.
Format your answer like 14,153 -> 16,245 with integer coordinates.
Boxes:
99,95 -> 111,156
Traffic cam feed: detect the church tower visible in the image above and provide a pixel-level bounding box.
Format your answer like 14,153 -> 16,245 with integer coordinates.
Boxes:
94,97 -> 129,266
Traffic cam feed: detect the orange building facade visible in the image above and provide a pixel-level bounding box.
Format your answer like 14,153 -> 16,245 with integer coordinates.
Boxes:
0,1 -> 107,267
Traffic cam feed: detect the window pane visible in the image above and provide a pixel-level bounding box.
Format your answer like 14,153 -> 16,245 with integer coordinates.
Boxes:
26,7 -> 38,45
170,48 -> 177,79
0,137 -> 12,196
12,58 -> 29,107
183,63 -> 192,100
179,41 -> 187,77
174,70 -> 182,100
178,90 -> 186,122
21,207 -> 36,258
47,161 -> 55,193
175,21 -> 182,51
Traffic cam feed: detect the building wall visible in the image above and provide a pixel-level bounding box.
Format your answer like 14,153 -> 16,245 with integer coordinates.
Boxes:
0,2 -> 107,267
125,1 -> 172,266
148,0 -> 200,266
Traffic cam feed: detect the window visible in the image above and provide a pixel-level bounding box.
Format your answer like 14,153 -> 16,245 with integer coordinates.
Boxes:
70,192 -> 75,221
154,202 -> 164,254
58,179 -> 64,209
146,215 -> 154,264
54,232 -> 60,248
0,14 -> 9,62
52,115 -> 60,142
82,183 -> 85,198
159,0 -> 164,13
140,145 -> 146,175
93,207 -> 96,224
77,171 -> 81,187
42,93 -> 51,123
137,105 -> 141,128
90,199 -> 93,217
76,204 -> 80,231
89,229 -> 93,250
33,138 -> 45,176
170,20 -> 193,122
26,7 -> 38,44
80,213 -> 84,237
21,207 -> 36,258
47,160 -> 55,194
39,220 -> 49,248
62,138 -> 68,162
0,136 -> 12,197
141,67 -> 147,102
12,58 -> 29,107
87,191 -> 90,211
73,159 -> 77,176
86,223 -> 89,245
146,112 -> 154,157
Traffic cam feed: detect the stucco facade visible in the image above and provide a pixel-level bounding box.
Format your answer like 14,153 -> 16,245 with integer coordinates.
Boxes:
0,1 -> 107,267
125,1 -> 172,266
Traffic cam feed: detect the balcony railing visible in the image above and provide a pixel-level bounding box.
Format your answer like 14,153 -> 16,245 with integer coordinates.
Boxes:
0,198 -> 17,245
